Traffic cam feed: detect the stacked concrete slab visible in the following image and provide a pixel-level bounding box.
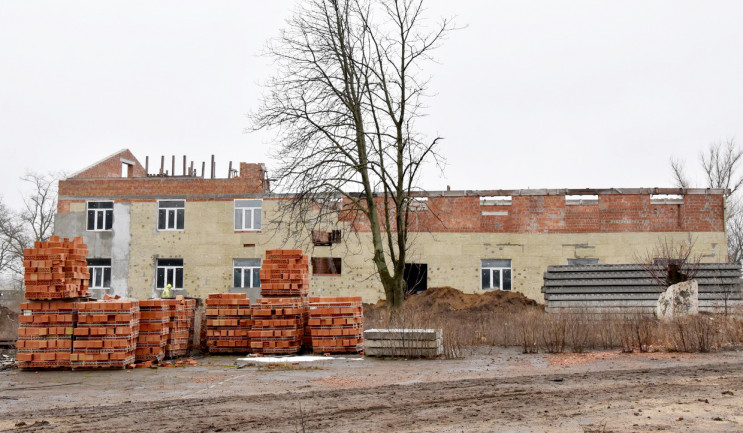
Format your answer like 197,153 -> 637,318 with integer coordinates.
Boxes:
542,263 -> 743,314
364,329 -> 442,358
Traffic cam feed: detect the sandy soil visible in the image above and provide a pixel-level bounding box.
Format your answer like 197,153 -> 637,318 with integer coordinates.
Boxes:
1,347 -> 742,432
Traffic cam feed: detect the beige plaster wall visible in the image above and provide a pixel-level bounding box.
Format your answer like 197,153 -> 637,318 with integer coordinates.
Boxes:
124,199 -> 727,303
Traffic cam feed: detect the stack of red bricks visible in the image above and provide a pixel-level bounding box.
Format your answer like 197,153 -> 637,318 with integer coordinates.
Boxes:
164,297 -> 194,358
204,293 -> 252,353
259,250 -> 310,297
135,299 -> 169,363
249,298 -> 306,354
15,301 -> 76,368
23,236 -> 90,299
72,300 -> 139,368
250,249 -> 312,354
307,297 -> 364,353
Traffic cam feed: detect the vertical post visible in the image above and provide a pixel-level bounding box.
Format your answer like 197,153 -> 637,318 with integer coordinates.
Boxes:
183,155 -> 187,176
201,161 -> 206,178
160,156 -> 164,175
228,161 -> 233,178
145,156 -> 149,175
210,155 -> 215,179
171,155 -> 175,177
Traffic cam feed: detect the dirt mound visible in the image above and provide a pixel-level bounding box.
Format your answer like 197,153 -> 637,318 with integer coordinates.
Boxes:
0,304 -> 19,340
370,286 -> 541,315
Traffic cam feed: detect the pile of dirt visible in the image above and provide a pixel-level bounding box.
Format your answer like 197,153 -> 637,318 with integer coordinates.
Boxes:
369,286 -> 542,315
0,304 -> 19,340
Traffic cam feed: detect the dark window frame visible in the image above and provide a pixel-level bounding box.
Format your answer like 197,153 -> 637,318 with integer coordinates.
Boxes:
86,201 -> 114,231
157,200 -> 185,231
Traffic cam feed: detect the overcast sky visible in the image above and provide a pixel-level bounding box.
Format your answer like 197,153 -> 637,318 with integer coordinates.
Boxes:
1,1 -> 742,209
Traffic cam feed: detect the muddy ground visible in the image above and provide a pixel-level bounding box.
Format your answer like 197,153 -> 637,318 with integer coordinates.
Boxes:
1,347 -> 742,433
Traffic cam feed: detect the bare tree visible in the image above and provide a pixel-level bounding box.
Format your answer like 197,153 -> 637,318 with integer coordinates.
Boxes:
670,139 -> 743,264
252,0 -> 452,311
637,238 -> 702,288
0,172 -> 60,283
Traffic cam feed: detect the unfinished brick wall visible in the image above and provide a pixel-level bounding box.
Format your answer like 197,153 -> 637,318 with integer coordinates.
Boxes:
59,176 -> 266,200
343,193 -> 725,234
72,149 -> 147,179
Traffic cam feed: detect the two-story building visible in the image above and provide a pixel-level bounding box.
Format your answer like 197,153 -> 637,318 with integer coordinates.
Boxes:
54,149 -> 729,302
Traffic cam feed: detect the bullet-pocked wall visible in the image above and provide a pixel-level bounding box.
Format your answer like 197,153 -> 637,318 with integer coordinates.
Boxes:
56,196 -> 727,303
54,150 -> 729,303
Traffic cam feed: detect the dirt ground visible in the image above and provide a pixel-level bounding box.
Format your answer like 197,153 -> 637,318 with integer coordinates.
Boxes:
1,347 -> 742,432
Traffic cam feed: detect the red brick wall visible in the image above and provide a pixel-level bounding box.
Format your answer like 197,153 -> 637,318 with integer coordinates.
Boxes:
59,176 -> 265,199
72,149 -> 147,179
342,193 -> 725,234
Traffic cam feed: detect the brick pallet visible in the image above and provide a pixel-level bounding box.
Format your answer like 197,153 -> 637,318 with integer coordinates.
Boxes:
23,236 -> 90,300
205,294 -> 252,354
250,298 -> 306,354
136,299 -> 169,362
307,297 -> 364,354
16,301 -> 77,369
72,300 -> 139,369
164,298 -> 194,359
259,250 -> 310,297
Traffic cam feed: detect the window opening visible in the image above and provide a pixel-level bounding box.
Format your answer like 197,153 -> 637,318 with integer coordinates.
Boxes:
311,257 -> 342,275
234,199 -> 262,231
156,258 -> 184,290
87,258 -> 112,289
233,258 -> 261,288
481,259 -> 512,290
158,200 -> 185,230
87,201 -> 114,231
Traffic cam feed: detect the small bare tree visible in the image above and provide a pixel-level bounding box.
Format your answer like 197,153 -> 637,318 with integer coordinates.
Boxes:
0,172 -> 60,284
253,0 -> 453,312
671,139 -> 743,264
637,238 -> 702,288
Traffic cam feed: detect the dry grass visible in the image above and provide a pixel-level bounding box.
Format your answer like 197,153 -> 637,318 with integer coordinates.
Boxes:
365,306 -> 743,357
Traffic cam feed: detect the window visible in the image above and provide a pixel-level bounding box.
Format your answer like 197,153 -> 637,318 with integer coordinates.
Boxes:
158,200 -> 185,231
312,257 -> 342,275
234,199 -> 262,231
233,258 -> 261,288
87,201 -> 113,231
312,230 -> 341,246
481,259 -> 512,291
156,259 -> 183,290
87,258 -> 112,289
567,258 -> 599,265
